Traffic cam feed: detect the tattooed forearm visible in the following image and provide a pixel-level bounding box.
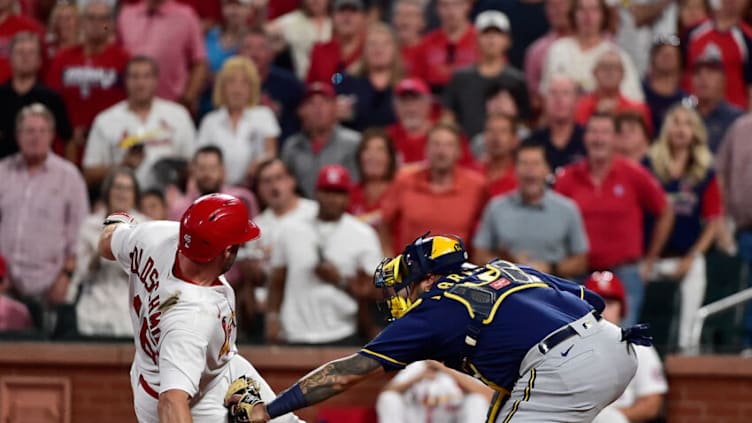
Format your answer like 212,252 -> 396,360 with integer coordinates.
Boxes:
298,354 -> 383,404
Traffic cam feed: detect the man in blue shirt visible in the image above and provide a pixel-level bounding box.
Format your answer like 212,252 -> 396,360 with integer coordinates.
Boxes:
234,234 -> 646,422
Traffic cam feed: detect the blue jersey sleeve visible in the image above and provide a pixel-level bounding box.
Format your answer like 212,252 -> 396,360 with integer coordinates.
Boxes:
520,266 -> 605,313
359,301 -> 441,371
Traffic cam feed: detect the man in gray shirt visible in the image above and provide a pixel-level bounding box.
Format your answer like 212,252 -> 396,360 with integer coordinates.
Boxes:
281,82 -> 361,197
473,142 -> 588,279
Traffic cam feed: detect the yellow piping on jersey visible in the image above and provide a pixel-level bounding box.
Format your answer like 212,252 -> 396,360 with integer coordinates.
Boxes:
483,283 -> 550,324
486,392 -> 505,423
579,286 -> 585,299
443,292 -> 476,318
360,348 -> 407,367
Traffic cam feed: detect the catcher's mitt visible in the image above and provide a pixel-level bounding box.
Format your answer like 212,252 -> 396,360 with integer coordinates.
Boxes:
224,375 -> 264,423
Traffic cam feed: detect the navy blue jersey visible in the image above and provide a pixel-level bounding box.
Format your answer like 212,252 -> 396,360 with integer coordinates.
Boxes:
360,261 -> 604,391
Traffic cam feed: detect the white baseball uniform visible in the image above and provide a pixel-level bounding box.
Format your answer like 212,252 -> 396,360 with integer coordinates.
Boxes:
376,361 -> 489,423
111,220 -> 300,423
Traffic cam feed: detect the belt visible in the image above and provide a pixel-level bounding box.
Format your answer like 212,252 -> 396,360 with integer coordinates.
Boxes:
537,312 -> 602,355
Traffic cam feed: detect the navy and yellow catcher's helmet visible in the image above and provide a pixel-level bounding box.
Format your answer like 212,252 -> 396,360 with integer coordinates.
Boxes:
374,234 -> 468,319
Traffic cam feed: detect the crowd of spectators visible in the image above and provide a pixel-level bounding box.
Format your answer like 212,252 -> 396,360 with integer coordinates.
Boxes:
0,0 -> 751,367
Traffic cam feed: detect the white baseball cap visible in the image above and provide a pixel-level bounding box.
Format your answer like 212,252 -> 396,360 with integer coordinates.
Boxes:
475,10 -> 511,33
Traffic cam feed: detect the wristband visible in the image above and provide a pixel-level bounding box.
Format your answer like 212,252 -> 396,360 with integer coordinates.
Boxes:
266,384 -> 307,418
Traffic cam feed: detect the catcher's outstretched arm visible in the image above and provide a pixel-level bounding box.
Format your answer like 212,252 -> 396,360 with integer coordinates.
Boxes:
298,353 -> 384,404
264,353 -> 384,419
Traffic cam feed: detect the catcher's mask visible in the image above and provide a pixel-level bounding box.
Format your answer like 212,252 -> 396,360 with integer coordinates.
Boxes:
374,233 -> 468,320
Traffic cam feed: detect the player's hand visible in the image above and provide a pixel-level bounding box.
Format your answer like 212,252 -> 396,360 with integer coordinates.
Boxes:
224,376 -> 269,423
314,260 -> 343,286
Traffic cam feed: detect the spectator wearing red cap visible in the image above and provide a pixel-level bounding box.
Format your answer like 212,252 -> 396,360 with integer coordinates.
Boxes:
334,22 -> 401,131
574,49 -> 653,134
380,122 -> 487,256
556,113 -> 674,326
306,0 -> 366,83
392,0 -> 426,77
683,0 -> 752,109
0,0 -> 44,84
268,0 -> 332,80
388,77 -> 475,166
267,164 -> 382,344
443,10 -> 529,139
691,52 -> 744,153
45,0 -> 129,166
413,0 -> 477,92
118,0 -> 208,112
0,253 -> 33,332
586,271 -> 668,423
387,77 -> 435,164
281,81 -> 361,198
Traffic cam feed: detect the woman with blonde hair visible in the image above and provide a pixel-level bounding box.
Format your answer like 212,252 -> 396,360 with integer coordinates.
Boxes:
46,1 -> 79,59
335,22 -> 403,130
644,103 -> 723,350
197,56 -> 280,187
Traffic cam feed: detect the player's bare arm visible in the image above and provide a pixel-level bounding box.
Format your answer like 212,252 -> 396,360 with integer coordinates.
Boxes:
298,353 -> 384,404
158,389 -> 193,423
98,223 -> 119,260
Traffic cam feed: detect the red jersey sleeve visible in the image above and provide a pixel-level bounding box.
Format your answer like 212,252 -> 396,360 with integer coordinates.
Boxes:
701,174 -> 724,220
633,164 -> 668,216
574,96 -> 594,126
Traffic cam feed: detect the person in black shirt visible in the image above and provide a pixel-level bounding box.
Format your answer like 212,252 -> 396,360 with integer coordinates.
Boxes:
0,32 -> 72,159
525,74 -> 585,173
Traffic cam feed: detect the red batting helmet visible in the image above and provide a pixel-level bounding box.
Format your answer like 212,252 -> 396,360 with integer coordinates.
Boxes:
179,194 -> 261,263
584,271 -> 627,317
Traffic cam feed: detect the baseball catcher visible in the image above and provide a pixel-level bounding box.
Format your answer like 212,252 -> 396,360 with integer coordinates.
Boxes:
226,233 -> 651,422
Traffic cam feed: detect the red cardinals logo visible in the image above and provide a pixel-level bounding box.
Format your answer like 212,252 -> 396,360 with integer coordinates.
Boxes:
218,311 -> 236,360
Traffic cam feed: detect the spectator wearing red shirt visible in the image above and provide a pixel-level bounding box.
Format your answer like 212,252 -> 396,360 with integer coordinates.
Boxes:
349,128 -> 397,231
387,77 -> 474,166
0,0 -> 44,84
306,0 -> 366,83
46,0 -> 129,166
118,0 -> 208,113
387,77 -> 435,164
683,0 -> 752,109
393,0 -> 426,77
643,104 -> 723,350
380,122 -> 487,256
413,0 -> 477,93
556,113 -> 674,326
477,113 -> 518,198
575,50 -> 653,134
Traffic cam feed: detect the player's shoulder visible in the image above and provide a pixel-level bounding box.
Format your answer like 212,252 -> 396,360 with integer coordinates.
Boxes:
123,220 -> 180,249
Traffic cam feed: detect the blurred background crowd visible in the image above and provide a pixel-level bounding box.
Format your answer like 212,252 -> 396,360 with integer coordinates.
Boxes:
0,0 -> 751,399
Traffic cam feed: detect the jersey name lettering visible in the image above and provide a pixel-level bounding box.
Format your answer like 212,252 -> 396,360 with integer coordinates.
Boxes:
130,246 -> 160,292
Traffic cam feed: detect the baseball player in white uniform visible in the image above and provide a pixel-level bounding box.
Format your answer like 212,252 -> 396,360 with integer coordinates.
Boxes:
98,193 -> 301,423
